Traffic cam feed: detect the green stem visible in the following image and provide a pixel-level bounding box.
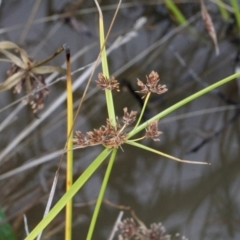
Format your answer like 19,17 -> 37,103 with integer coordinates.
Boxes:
133,93 -> 150,132
97,0 -> 116,125
86,149 -> 117,240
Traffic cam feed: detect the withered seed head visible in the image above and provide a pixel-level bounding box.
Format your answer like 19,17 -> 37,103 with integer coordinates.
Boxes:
136,71 -> 168,98
7,63 -> 50,113
122,107 -> 137,125
96,72 -> 120,91
145,120 -> 162,141
1,42 -> 65,113
73,131 -> 89,148
73,118 -> 128,149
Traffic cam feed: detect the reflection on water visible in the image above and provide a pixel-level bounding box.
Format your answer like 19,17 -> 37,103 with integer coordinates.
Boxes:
0,1 -> 240,239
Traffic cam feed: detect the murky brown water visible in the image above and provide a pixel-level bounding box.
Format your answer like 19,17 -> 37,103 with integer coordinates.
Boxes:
0,1 -> 240,240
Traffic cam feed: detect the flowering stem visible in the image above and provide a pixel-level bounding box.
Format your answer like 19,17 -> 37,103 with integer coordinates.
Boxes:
95,0 -> 116,125
133,93 -> 151,132
128,71 -> 240,139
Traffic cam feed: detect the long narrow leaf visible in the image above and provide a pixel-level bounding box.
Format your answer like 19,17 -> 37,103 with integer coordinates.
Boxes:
0,49 -> 25,68
31,65 -> 66,74
24,148 -> 112,240
0,41 -> 29,64
127,141 -> 209,165
0,71 -> 25,91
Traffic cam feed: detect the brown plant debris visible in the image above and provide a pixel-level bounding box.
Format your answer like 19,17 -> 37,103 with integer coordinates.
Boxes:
145,120 -> 162,141
7,63 -> 49,113
136,71 -> 168,98
96,72 -> 120,91
200,0 -> 219,55
0,41 -> 65,113
122,107 -> 137,125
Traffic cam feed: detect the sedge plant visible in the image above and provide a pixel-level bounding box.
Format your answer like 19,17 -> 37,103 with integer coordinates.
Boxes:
24,2 -> 240,240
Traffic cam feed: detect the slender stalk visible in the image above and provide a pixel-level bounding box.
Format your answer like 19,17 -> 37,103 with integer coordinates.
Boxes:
65,46 -> 73,240
133,93 -> 150,131
95,0 -> 116,125
86,149 -> 117,240
127,141 -> 209,165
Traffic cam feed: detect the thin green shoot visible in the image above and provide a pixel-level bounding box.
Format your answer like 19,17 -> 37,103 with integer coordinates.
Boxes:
127,141 -> 209,165
86,149 -> 117,240
133,92 -> 150,131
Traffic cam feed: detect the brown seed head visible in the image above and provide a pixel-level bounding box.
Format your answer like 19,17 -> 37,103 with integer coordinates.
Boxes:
136,71 -> 168,98
145,120 -> 162,141
122,107 -> 138,125
73,118 -> 128,148
96,73 -> 120,91
73,131 -> 89,148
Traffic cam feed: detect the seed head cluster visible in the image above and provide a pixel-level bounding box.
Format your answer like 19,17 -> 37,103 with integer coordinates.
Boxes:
73,108 -> 137,149
74,71 -> 167,148
96,72 -> 120,91
145,120 -> 162,141
136,71 -> 168,98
